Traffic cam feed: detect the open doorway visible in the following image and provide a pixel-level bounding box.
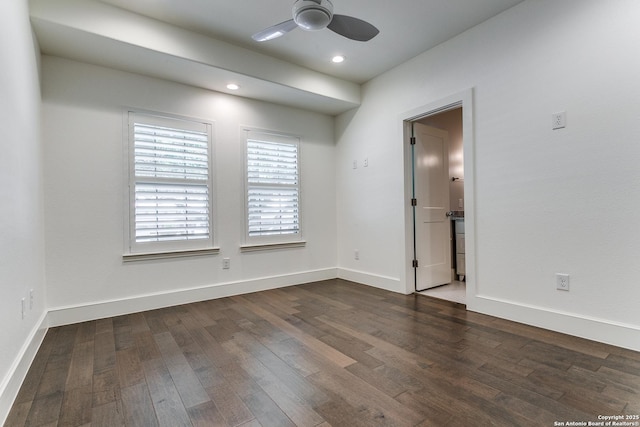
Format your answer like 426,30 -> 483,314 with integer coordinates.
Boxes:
415,109 -> 465,303
401,89 -> 474,306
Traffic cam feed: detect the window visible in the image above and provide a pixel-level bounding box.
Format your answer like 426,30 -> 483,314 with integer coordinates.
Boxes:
243,129 -> 302,247
125,111 -> 215,257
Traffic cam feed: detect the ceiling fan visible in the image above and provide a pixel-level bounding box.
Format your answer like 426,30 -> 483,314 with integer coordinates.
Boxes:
252,0 -> 379,42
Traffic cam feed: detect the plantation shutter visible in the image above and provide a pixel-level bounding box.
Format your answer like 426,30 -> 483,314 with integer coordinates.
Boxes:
246,133 -> 300,238
131,116 -> 212,246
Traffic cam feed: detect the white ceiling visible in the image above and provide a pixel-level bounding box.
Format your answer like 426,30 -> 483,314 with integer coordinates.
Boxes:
30,0 -> 524,114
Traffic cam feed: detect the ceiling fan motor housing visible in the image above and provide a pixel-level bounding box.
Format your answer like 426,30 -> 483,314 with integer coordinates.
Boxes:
293,0 -> 334,31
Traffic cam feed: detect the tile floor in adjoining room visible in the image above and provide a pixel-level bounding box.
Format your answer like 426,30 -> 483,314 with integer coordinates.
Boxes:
417,280 -> 466,304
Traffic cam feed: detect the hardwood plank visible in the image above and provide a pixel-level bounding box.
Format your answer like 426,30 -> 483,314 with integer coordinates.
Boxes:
120,382 -> 159,427
176,315 -> 237,369
182,302 -> 218,331
186,401 -> 228,427
202,316 -> 243,343
143,309 -> 170,335
317,315 -> 436,369
319,333 -> 383,370
312,390 -> 389,427
142,357 -> 193,427
153,330 -> 210,409
185,342 -> 259,426
222,337 -> 326,426
597,365 -> 640,394
134,330 -> 162,362
239,389 -> 296,427
218,359 -> 296,427
93,325 -> 116,375
65,340 -> 94,390
254,337 -> 321,378
225,331 -> 329,407
24,391 -> 64,427
42,325 -> 76,375
128,312 -> 151,334
91,401 -> 125,427
58,385 -> 93,427
345,362 -> 406,398
560,389 -> 627,415
232,295 -> 357,368
492,392 -> 560,426
478,361 -> 564,400
603,352 -> 640,377
307,363 -> 425,426
286,286 -> 353,311
94,318 -> 113,335
394,391 -> 454,426
115,347 -> 145,388
74,321 -> 96,345
113,315 -> 133,351
92,369 -> 121,407
34,366 -> 69,400
204,382 -> 255,426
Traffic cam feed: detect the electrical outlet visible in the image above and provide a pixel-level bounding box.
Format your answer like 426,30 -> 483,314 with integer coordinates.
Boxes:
364,158 -> 369,167
30,289 -> 34,310
21,298 -> 26,319
352,160 -> 357,169
223,258 -> 230,269
552,111 -> 566,130
556,273 -> 570,291
354,250 -> 359,260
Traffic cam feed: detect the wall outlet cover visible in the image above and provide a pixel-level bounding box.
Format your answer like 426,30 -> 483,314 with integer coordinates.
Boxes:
556,273 -> 570,291
552,112 -> 566,130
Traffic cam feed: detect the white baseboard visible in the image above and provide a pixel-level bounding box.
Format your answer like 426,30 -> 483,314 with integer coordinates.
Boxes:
468,295 -> 640,352
48,268 -> 338,327
337,268 -> 403,294
0,311 -> 48,427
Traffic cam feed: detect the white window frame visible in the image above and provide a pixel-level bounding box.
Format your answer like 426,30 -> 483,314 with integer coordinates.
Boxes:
123,110 -> 217,260
242,128 -> 304,250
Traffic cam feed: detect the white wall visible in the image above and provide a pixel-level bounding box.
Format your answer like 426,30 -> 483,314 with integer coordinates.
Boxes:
0,0 -> 48,420
336,0 -> 640,350
42,56 -> 337,324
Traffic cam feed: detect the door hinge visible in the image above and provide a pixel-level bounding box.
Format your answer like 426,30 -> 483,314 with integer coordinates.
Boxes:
412,259 -> 419,268
411,198 -> 417,206
410,136 -> 416,145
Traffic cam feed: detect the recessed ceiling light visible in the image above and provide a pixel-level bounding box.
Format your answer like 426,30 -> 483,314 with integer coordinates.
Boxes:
332,55 -> 345,63
226,83 -> 240,90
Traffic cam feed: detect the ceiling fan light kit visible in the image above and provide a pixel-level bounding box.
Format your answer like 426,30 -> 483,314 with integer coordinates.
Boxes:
252,0 -> 379,43
293,0 -> 333,31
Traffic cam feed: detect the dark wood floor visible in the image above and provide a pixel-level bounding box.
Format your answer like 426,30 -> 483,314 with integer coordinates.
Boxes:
5,279 -> 640,427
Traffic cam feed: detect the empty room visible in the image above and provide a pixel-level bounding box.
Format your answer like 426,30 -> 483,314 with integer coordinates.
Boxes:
1,0 -> 639,426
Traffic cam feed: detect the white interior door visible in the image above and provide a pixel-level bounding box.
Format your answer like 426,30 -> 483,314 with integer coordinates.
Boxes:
414,123 -> 451,291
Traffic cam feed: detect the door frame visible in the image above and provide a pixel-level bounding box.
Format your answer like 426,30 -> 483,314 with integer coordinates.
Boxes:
400,89 -> 476,305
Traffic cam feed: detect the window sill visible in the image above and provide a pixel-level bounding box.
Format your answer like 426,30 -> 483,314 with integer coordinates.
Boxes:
240,241 -> 306,252
123,247 -> 220,262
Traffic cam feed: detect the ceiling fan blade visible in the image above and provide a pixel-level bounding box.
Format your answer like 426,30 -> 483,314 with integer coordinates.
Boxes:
252,19 -> 298,42
327,14 -> 379,42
